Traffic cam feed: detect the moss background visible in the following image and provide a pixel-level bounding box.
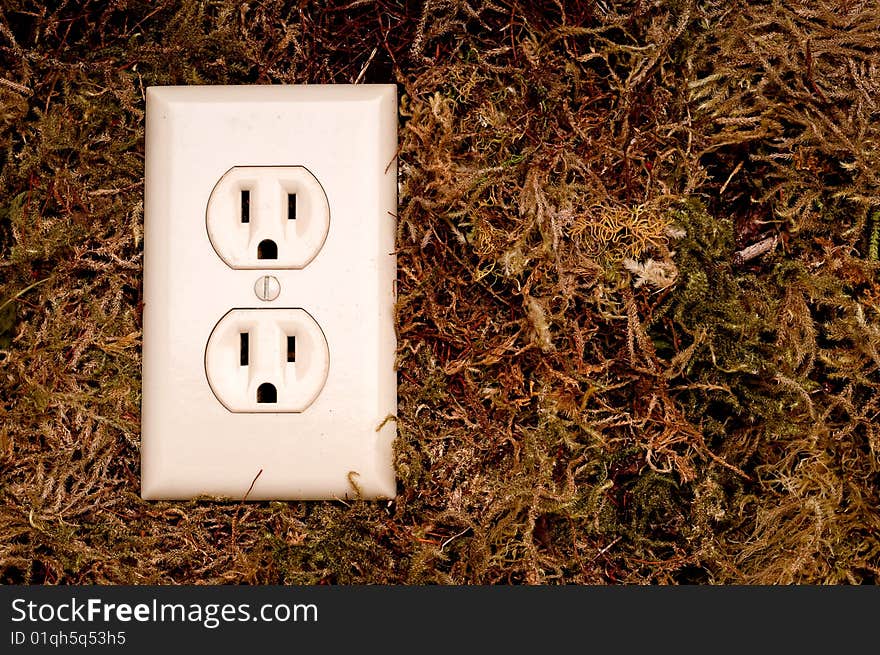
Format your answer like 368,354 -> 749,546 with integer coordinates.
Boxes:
1,0 -> 879,584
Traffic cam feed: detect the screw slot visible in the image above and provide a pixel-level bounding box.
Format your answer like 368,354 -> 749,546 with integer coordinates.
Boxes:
254,275 -> 281,301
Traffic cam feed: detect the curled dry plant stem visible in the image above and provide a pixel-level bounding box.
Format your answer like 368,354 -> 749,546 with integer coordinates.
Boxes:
231,469 -> 263,552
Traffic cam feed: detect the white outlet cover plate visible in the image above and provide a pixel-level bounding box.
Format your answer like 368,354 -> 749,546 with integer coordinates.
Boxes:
142,85 -> 397,500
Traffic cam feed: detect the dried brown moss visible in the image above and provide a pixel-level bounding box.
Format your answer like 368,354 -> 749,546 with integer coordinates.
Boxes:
1,0 -> 878,584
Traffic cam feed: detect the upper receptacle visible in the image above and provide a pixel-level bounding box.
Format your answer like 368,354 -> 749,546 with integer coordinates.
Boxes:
206,166 -> 330,269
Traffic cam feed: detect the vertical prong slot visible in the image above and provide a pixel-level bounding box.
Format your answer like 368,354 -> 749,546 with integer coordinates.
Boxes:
288,193 -> 296,221
287,336 -> 296,363
241,190 -> 250,223
240,332 -> 249,366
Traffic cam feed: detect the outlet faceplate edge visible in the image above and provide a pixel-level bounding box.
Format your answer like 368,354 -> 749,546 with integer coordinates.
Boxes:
141,85 -> 398,501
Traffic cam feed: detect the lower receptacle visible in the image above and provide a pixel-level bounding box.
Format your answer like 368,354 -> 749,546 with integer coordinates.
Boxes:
205,308 -> 330,413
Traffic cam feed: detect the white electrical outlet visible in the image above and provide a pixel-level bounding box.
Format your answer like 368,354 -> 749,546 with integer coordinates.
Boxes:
141,85 -> 397,500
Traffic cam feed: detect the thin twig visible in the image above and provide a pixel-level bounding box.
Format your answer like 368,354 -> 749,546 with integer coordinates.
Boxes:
591,536 -> 622,562
0,278 -> 50,313
733,234 -> 778,265
354,46 -> 378,84
440,527 -> 472,552
719,160 -> 743,196
231,469 -> 263,551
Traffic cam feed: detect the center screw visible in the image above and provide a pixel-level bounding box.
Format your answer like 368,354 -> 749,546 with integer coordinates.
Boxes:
254,275 -> 281,301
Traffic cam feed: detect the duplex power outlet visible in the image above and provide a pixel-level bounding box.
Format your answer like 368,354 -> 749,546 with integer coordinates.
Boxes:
142,85 -> 397,500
